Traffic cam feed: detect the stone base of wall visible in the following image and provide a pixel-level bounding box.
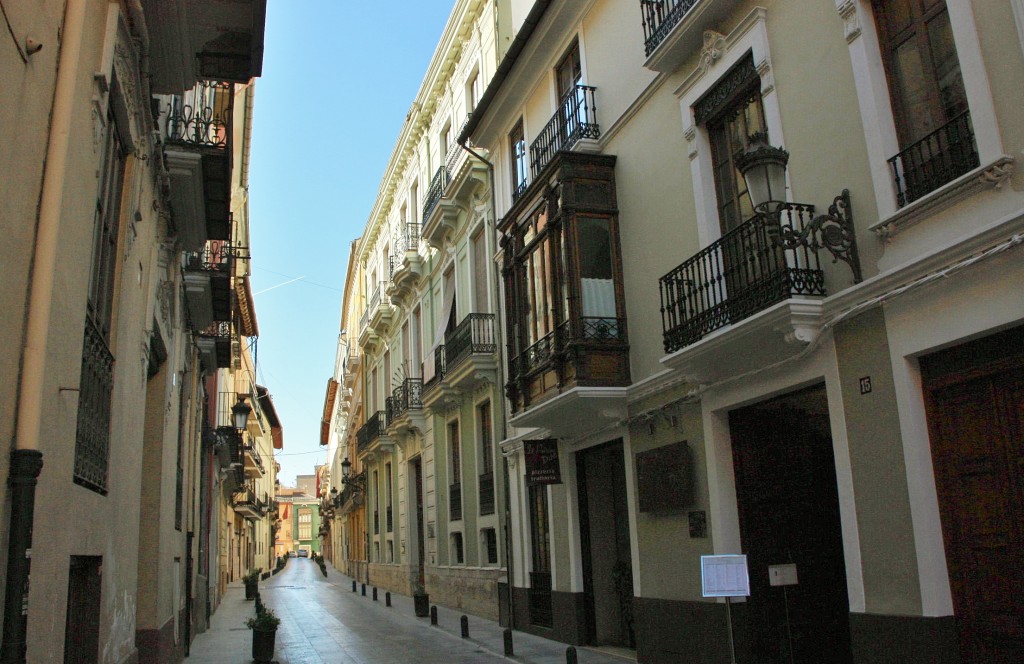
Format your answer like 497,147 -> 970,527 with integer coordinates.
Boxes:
193,574 -> 209,636
369,563 -> 416,596
849,613 -> 960,664
634,597 -> 731,664
510,586 -> 586,646
426,566 -> 503,621
135,611 -> 184,664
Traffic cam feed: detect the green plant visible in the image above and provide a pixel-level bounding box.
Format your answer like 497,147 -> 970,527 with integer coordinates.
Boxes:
246,607 -> 280,631
242,569 -> 260,585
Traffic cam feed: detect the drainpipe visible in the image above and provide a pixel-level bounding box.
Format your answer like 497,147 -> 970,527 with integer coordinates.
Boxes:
457,139 -> 515,628
2,1 -> 86,662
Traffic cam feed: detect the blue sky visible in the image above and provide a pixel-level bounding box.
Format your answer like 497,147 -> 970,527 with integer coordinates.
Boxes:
249,1 -> 453,486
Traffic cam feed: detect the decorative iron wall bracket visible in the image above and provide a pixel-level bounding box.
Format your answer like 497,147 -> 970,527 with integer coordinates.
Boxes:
762,189 -> 862,283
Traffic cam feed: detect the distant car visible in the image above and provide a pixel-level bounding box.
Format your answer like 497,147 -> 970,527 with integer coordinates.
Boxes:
298,549 -> 308,558
288,551 -> 296,557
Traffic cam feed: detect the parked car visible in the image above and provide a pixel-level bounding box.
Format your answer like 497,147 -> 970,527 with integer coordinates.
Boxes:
298,549 -> 308,558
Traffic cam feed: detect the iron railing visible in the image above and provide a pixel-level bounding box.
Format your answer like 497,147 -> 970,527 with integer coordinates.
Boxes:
479,472 -> 495,516
888,110 -> 978,208
183,241 -> 234,273
242,440 -> 264,474
424,345 -> 447,390
449,482 -> 463,521
530,85 -> 599,180
388,255 -> 401,280
166,80 -> 232,148
356,410 -> 387,452
640,0 -> 701,56
232,487 -> 258,510
578,317 -> 627,342
660,208 -> 827,353
512,331 -> 556,379
386,378 -> 423,422
367,281 -> 384,316
73,316 -> 114,493
445,313 -> 496,373
423,166 -> 448,222
394,223 -> 421,255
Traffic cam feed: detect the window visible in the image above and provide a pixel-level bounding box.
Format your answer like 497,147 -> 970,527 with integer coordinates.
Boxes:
74,103 -> 126,494
482,528 -> 498,565
451,532 -> 464,565
472,229 -> 489,312
706,77 -> 766,233
443,266 -> 458,334
466,69 -> 481,114
479,401 -> 495,515
413,307 -> 422,375
871,0 -> 977,206
555,40 -> 582,102
298,524 -> 311,540
509,120 -> 528,199
387,540 -> 394,563
449,420 -> 461,480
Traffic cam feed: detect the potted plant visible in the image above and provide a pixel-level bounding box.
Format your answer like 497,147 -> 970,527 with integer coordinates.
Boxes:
246,607 -> 280,663
242,570 -> 260,601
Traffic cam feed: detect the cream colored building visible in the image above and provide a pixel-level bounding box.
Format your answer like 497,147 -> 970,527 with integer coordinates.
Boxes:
324,0 -> 515,621
459,0 -> 1024,663
0,1 -> 268,662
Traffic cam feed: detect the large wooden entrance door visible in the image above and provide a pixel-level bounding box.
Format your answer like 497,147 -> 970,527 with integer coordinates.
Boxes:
729,384 -> 852,664
921,329 -> 1024,664
412,457 -> 426,588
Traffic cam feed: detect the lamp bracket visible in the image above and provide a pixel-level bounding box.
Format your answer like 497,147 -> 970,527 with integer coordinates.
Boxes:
765,189 -> 862,283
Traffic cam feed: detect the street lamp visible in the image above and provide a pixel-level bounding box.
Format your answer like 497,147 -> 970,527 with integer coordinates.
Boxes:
232,395 -> 252,430
735,133 -> 862,283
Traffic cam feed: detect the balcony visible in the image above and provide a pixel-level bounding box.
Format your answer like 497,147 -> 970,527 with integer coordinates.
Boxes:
888,111 -> 979,208
530,85 -> 600,181
232,487 -> 262,521
163,81 -> 233,250
479,472 -> 495,516
421,118 -> 489,249
356,410 -> 393,457
660,208 -> 828,354
449,482 -> 462,522
242,440 -> 264,478
182,241 -> 234,331
422,314 -> 498,410
142,0 -> 267,94
197,320 -> 233,370
639,0 -> 737,73
368,281 -> 396,335
386,378 -> 425,437
389,223 -> 424,304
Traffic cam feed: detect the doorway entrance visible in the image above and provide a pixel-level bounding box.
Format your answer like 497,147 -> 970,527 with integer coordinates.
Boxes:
921,327 -> 1024,664
729,384 -> 851,664
577,439 -> 634,648
64,556 -> 102,664
411,457 -> 426,589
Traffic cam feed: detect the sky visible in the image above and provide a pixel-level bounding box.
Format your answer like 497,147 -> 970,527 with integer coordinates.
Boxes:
248,1 -> 454,487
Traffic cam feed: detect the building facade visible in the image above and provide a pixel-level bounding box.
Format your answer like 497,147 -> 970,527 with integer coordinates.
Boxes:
0,1 -> 274,662
454,0 -> 1024,663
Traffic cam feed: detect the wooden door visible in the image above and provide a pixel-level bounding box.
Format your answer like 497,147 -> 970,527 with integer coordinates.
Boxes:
729,385 -> 852,664
922,337 -> 1024,664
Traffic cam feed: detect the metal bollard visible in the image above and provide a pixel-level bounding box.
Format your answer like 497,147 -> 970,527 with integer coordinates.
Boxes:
385,591 -> 391,607
361,583 -> 366,596
566,646 -> 578,664
460,615 -> 469,639
372,587 -> 378,601
352,580 -> 357,592
430,605 -> 438,626
503,628 -> 514,656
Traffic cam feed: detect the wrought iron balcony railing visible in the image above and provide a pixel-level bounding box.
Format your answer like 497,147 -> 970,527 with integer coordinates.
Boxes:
242,440 -> 264,474
184,241 -> 235,273
512,331 -> 556,379
423,166 -> 448,222
479,471 -> 495,516
394,223 -> 421,255
530,85 -> 599,180
386,378 -> 423,423
424,345 -> 447,390
73,316 -> 114,493
444,313 -> 496,374
356,410 -> 387,452
166,80 -> 233,148
640,0 -> 700,56
659,206 -> 827,354
449,482 -> 462,521
233,487 -> 258,510
367,281 -> 384,315
888,110 -> 979,208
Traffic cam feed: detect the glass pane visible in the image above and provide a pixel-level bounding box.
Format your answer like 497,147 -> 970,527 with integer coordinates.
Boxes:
577,217 -> 615,318
927,10 -> 967,118
893,36 -> 937,141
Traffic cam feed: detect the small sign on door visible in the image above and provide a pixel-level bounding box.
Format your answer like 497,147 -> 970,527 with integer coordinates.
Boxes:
768,563 -> 798,587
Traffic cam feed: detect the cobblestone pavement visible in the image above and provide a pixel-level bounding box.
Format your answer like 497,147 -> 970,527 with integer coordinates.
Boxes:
186,558 -> 635,664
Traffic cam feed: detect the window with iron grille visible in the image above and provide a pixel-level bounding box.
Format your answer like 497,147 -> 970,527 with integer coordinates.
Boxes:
74,102 -> 126,494
451,532 -> 464,564
482,528 -> 498,566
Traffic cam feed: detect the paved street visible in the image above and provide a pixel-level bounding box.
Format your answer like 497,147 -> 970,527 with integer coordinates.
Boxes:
186,559 -> 634,664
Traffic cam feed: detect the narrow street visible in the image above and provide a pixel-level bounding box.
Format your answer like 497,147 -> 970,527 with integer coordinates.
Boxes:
186,559 -> 633,664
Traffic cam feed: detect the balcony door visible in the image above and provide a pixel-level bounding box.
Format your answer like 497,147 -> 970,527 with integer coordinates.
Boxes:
555,40 -> 584,142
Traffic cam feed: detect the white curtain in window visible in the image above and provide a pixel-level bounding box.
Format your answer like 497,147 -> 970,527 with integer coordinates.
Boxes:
580,278 -> 615,318
422,284 -> 456,381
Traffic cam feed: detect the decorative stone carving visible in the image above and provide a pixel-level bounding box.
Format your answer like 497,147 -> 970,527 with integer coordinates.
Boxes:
836,0 -> 861,44
699,30 -> 727,72
684,125 -> 698,160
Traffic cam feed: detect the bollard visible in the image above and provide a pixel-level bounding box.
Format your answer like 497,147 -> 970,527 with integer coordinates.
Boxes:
385,592 -> 392,607
361,583 -> 366,596
372,587 -> 378,601
460,615 -> 469,639
352,580 -> 357,592
566,646 -> 578,664
430,605 -> 438,626
503,628 -> 514,656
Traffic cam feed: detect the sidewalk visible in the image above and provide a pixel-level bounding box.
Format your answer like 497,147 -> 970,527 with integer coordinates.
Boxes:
185,558 -> 636,663
318,565 -> 634,664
